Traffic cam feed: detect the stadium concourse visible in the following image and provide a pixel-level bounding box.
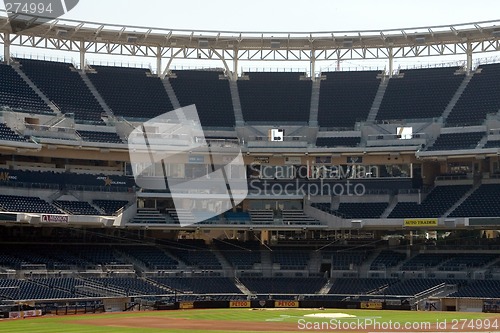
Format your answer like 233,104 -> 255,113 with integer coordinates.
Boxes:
1,16 -> 500,316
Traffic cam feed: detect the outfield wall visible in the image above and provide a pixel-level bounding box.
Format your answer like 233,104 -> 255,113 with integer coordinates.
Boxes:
165,299 -> 412,311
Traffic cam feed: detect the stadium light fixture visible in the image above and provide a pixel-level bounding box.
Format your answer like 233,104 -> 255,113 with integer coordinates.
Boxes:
343,39 -> 353,48
492,30 -> 500,37
270,40 -> 281,49
198,38 -> 209,48
127,35 -> 138,43
415,36 -> 426,44
56,29 -> 68,36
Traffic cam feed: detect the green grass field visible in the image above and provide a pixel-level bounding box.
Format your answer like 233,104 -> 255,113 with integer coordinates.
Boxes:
1,308 -> 500,333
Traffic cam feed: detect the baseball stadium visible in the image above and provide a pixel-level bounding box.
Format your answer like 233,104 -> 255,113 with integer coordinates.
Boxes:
1,2 -> 500,332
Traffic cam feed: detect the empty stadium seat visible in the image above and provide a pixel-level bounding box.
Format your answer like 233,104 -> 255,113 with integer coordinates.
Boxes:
87,65 -> 175,120
377,67 -> 464,121
446,63 -> 500,126
0,123 -> 28,142
0,194 -> 61,214
388,185 -> 471,218
238,72 -> 312,123
77,130 -> 123,144
449,184 -> 500,217
319,71 -> 381,129
427,132 -> 485,151
169,70 -> 235,128
316,137 -> 361,147
17,58 -> 105,123
0,63 -> 53,114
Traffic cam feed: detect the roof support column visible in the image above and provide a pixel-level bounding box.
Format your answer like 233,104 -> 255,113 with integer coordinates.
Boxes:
4,33 -> 11,65
79,40 -> 85,70
466,41 -> 473,74
232,49 -> 239,81
388,47 -> 394,78
156,46 -> 162,78
310,50 -> 316,81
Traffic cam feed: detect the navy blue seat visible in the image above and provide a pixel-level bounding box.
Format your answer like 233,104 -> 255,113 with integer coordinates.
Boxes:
238,72 -> 312,123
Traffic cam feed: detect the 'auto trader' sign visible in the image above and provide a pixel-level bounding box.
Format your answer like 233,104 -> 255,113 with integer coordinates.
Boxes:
404,218 -> 438,227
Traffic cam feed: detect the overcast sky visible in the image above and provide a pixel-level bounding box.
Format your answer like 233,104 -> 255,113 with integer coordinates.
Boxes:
61,0 -> 499,32
2,0 -> 500,71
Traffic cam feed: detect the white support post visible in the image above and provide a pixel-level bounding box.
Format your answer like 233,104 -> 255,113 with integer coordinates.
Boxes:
79,40 -> 85,70
466,41 -> 473,74
388,47 -> 394,77
310,50 -> 316,81
232,49 -> 239,81
4,33 -> 11,65
156,46 -> 162,78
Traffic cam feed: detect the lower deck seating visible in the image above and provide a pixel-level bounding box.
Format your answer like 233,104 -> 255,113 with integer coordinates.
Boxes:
53,200 -> 101,215
93,200 -> 129,215
117,245 -> 178,270
389,185 -> 471,218
88,277 -> 169,296
0,123 -> 28,142
427,132 -> 485,151
0,195 -> 61,214
316,137 -> 361,147
240,277 -> 326,294
328,278 -> 395,294
449,280 -> 500,298
370,250 -> 407,270
152,277 -> 242,294
449,184 -> 500,217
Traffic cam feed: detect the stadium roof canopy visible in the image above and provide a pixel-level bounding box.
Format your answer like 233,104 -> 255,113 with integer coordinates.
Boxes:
1,11 -> 500,78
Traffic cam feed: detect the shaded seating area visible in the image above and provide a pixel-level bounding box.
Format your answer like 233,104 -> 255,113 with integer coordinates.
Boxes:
401,253 -> 453,271
449,280 -> 500,298
240,277 -> 326,294
449,184 -> 500,217
77,130 -> 123,144
446,63 -> 500,126
328,278 -> 395,295
0,123 -> 28,142
53,200 -> 101,215
17,58 -> 104,123
117,245 -> 179,270
168,240 -> 222,270
380,279 -> 448,296
0,194 -> 62,214
93,200 -> 129,215
238,72 -> 312,123
0,168 -> 134,191
152,277 -> 242,294
169,70 -> 235,128
318,71 -> 381,129
370,250 -> 406,270
88,277 -> 169,296
388,185 -> 471,218
88,65 -> 174,120
335,202 -> 388,219
377,67 -> 464,121
271,249 -> 311,270
426,132 -> 485,151
312,202 -> 388,219
316,137 -> 361,148
484,140 -> 500,148
213,239 -> 261,270
0,279 -> 73,300
439,253 -> 498,271
0,63 -> 53,114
